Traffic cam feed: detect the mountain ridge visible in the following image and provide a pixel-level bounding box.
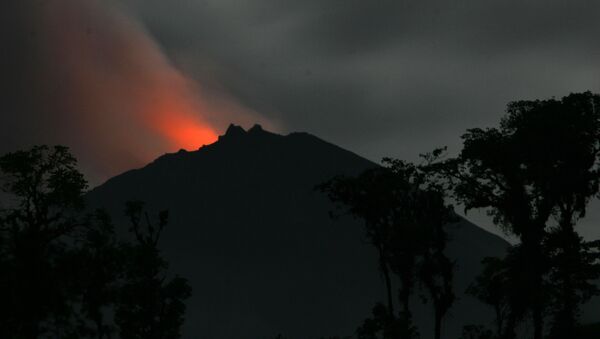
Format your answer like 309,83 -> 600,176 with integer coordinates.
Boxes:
93,124 -> 373,191
87,124 -> 511,339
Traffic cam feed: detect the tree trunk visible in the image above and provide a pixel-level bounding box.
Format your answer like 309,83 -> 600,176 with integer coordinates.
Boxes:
377,245 -> 394,316
533,301 -> 543,339
528,231 -> 545,339
550,218 -> 578,338
494,305 -> 504,338
502,314 -> 517,339
434,310 -> 442,339
19,318 -> 40,339
399,272 -> 412,319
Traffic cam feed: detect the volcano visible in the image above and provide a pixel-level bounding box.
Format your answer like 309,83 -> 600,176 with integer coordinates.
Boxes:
87,124 -> 511,339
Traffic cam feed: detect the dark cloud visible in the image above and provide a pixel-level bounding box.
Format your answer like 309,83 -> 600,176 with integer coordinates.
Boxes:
120,0 -> 600,240
119,0 -> 600,158
0,2 -> 48,149
2,0 -> 599,239
0,0 -> 269,183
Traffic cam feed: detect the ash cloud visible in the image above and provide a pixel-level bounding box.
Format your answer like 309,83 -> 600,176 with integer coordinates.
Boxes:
2,0 -> 600,239
120,0 -> 600,161
119,0 -> 600,240
0,0 -> 271,184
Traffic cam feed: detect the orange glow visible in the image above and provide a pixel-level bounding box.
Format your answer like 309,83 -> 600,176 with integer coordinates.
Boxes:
38,0 -> 272,181
142,79 -> 219,150
152,111 -> 218,151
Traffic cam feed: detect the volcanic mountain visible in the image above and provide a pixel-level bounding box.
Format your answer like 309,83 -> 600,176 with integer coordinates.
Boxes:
87,124 -> 510,339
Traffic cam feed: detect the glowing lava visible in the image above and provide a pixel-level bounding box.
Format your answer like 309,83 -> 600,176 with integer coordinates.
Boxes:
41,0 -> 220,156
151,106 -> 218,151
35,0 -> 272,181
138,66 -> 220,150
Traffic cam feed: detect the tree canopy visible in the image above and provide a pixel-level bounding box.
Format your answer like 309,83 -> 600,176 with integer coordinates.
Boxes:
0,145 -> 191,339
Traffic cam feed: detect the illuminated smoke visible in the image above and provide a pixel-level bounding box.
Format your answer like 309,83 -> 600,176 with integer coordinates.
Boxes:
33,0 -> 271,183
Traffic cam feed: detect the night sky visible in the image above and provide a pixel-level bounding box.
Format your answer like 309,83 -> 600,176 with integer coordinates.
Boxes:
1,0 -> 599,240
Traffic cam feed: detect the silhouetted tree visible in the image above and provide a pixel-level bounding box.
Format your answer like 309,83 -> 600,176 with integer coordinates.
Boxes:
0,145 -> 87,338
387,159 -> 456,339
545,232 -> 600,338
115,201 -> 191,339
320,159 -> 455,339
75,210 -> 123,339
427,91 -> 600,339
357,303 -> 418,339
466,257 -> 510,338
460,325 -> 495,339
0,145 -> 192,339
319,167 -> 410,318
503,91 -> 600,338
417,236 -> 454,339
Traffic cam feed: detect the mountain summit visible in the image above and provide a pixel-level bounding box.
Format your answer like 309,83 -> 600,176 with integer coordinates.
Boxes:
87,125 -> 509,339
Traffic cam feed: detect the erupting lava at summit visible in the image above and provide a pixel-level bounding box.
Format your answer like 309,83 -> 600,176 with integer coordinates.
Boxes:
24,0 -> 270,181
148,95 -> 218,151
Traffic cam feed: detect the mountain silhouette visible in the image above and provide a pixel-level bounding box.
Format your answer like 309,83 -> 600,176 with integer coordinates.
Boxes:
87,124 -> 511,339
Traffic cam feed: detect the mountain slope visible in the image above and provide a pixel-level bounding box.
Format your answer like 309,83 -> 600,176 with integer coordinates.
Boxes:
87,124 -> 510,339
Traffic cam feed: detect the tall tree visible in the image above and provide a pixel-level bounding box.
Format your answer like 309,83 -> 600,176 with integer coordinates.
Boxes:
465,251 -> 528,339
429,91 -> 600,339
387,159 -> 456,339
511,92 -> 600,338
115,201 -> 192,339
0,145 -> 87,338
319,167 -> 410,318
320,159 -> 455,339
75,210 -> 123,339
0,145 -> 193,339
466,257 -> 509,338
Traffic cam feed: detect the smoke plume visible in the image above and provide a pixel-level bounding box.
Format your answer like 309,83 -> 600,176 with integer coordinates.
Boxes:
1,0 -> 272,184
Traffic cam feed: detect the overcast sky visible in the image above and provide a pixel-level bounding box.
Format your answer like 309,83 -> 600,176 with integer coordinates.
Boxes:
1,0 -> 599,240
121,0 -> 600,158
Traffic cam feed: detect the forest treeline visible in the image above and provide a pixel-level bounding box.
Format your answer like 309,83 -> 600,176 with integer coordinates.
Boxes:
1,91 -> 600,339
319,91 -> 600,339
0,146 -> 191,338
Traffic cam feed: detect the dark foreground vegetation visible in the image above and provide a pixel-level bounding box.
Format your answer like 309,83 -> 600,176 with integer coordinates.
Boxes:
0,146 -> 191,338
319,92 -> 600,339
1,92 -> 600,339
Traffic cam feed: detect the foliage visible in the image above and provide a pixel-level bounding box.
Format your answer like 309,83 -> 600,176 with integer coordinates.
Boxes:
460,325 -> 496,339
427,91 -> 600,339
0,145 -> 88,338
356,303 -> 419,339
320,159 -> 456,339
466,257 -> 511,338
116,201 -> 192,339
0,145 -> 191,339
